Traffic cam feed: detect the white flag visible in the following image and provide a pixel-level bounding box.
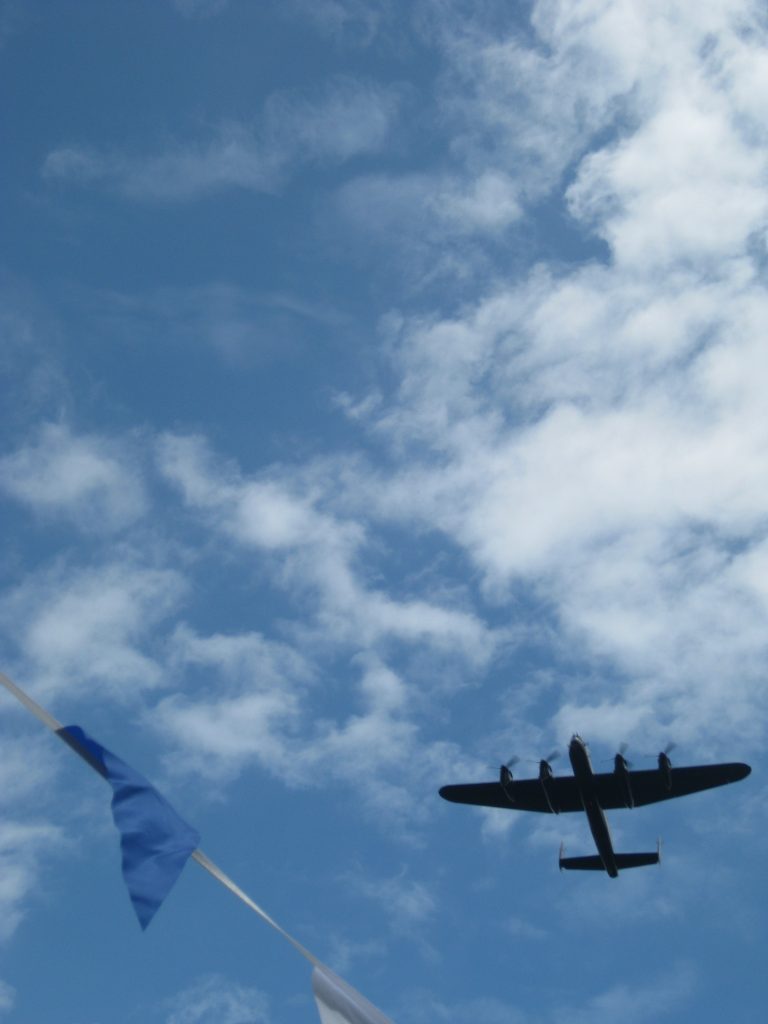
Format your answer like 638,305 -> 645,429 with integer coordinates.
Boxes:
312,965 -> 395,1024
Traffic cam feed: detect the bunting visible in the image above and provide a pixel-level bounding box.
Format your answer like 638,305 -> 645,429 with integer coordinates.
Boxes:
0,671 -> 394,1023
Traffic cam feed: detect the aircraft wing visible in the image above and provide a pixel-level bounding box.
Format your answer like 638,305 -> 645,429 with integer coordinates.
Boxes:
439,777 -> 584,813
592,762 -> 752,809
439,762 -> 750,814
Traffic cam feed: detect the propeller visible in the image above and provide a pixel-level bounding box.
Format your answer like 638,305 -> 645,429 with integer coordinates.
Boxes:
658,742 -> 675,790
641,741 -> 676,758
494,750 -> 561,777
616,742 -> 633,767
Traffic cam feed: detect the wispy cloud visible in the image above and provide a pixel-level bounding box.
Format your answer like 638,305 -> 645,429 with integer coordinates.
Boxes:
285,0 -> 393,48
343,864 -> 437,954
164,975 -> 269,1024
169,0 -> 230,17
406,963 -> 695,1024
0,981 -> 14,1018
42,78 -> 403,201
552,963 -> 697,1024
71,283 -> 349,363
0,821 -> 63,943
156,433 -> 498,664
337,168 -> 522,241
0,423 -> 146,532
0,733 -> 58,810
153,640 -> 467,832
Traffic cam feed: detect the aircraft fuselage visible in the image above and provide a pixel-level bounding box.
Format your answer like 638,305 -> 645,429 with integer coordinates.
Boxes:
569,734 -> 619,877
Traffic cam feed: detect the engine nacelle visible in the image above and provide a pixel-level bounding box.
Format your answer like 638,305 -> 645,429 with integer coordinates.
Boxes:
538,760 -> 559,813
499,763 -> 515,804
658,751 -> 673,790
614,752 -> 634,808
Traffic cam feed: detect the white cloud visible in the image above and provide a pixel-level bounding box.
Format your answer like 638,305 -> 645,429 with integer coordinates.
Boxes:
152,633 -> 468,833
408,962 -> 694,1024
1,562 -> 185,700
286,0 -> 391,47
319,1 -> 768,757
0,981 -> 14,1017
568,91 -> 768,269
75,283 -> 348,364
0,820 -> 63,943
437,0 -> 759,201
405,989 -> 527,1024
0,734 -> 58,810
43,78 -> 403,201
170,0 -> 229,17
156,433 -> 497,666
165,975 -> 269,1024
0,423 -> 146,532
153,687 -> 301,780
337,169 -> 522,241
346,865 -> 436,932
552,964 -> 696,1024
503,915 -> 546,940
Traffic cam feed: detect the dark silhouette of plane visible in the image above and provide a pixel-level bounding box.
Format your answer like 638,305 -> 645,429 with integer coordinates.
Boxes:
439,734 -> 751,877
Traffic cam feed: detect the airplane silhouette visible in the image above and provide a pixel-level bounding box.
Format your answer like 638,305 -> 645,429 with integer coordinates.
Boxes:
439,734 -> 751,877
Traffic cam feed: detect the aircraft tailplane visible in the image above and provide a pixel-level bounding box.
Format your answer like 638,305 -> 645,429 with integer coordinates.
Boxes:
559,850 -> 660,873
559,854 -> 604,871
613,850 -> 660,869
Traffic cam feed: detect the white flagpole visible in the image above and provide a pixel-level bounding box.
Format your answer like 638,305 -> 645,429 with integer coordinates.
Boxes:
191,849 -> 321,966
0,670 -> 63,732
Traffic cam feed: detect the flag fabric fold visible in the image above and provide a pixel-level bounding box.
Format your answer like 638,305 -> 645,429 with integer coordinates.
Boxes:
58,725 -> 200,929
312,965 -> 394,1024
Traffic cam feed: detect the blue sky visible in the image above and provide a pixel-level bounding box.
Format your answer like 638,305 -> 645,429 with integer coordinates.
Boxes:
1,1 -> 767,1021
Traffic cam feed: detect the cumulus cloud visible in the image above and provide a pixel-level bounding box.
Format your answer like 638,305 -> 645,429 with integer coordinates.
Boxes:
567,91 -> 768,269
324,1 -> 768,754
153,638 -> 465,830
0,561 -> 185,700
437,0 -> 759,200
0,423 -> 146,532
42,78 -> 403,201
152,625 -> 310,780
156,433 -> 497,665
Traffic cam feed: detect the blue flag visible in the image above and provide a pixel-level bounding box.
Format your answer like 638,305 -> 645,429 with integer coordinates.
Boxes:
58,725 -> 200,929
